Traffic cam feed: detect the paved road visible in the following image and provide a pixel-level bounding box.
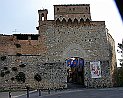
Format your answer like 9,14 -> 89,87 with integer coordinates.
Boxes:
0,91 -> 27,98
1,87 -> 123,98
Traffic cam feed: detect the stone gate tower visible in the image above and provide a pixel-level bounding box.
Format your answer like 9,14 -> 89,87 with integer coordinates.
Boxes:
37,4 -> 117,88
0,4 -> 116,90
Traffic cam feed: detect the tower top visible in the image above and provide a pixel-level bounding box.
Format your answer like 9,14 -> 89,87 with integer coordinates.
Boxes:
38,9 -> 48,21
54,4 -> 91,21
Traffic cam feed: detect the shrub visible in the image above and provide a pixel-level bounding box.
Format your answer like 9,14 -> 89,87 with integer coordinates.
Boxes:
15,72 -> 26,83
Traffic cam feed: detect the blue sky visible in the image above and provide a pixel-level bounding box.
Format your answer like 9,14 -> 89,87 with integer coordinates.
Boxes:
0,0 -> 123,66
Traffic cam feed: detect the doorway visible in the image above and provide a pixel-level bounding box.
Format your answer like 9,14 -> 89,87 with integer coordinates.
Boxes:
66,57 -> 84,86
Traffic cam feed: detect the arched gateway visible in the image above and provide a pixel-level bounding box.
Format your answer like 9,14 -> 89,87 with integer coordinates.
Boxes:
62,43 -> 86,86
66,57 -> 84,86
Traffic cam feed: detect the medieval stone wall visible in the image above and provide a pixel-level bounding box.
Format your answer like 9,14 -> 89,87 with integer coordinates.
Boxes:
0,55 -> 67,90
0,34 -> 47,56
84,60 -> 112,88
107,33 -> 117,86
0,35 -> 14,55
38,19 -> 113,88
39,20 -> 109,61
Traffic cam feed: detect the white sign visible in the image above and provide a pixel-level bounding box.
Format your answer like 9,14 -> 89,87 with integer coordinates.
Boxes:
90,61 -> 101,78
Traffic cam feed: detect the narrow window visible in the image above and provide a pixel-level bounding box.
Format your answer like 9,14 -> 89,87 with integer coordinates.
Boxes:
57,8 -> 59,11
41,13 -> 44,21
42,17 -> 44,21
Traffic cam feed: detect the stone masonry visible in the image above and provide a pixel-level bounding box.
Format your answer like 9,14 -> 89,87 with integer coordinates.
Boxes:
0,4 -> 116,90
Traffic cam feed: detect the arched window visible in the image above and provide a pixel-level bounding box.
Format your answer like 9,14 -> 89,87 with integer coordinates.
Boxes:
57,8 -> 59,11
41,13 -> 44,21
41,13 -> 44,17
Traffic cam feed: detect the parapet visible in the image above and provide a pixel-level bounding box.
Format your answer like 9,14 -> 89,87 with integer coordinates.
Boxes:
54,4 -> 91,21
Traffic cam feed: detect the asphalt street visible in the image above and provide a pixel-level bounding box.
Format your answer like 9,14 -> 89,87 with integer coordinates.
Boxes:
1,87 -> 123,98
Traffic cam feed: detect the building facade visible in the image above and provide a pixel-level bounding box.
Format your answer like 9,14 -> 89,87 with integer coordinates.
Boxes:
0,4 -> 116,90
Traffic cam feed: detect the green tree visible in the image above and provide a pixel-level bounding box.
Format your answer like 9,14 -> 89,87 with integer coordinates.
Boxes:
118,43 -> 123,67
117,42 -> 123,86
117,67 -> 123,86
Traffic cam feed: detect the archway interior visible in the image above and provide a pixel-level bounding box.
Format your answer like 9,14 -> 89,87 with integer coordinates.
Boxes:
66,57 -> 84,85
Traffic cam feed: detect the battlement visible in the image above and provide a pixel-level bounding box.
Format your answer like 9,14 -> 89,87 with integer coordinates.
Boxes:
54,4 -> 91,21
13,34 -> 40,40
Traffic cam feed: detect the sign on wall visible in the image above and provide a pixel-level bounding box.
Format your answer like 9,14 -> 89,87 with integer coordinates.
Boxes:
90,61 -> 101,78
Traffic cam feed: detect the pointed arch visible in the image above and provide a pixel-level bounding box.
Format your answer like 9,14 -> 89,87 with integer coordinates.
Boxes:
41,13 -> 44,17
68,18 -> 72,24
73,18 -> 78,24
80,18 -> 84,23
62,43 -> 88,60
62,18 -> 67,25
41,13 -> 45,21
56,18 -> 61,24
86,18 -> 90,22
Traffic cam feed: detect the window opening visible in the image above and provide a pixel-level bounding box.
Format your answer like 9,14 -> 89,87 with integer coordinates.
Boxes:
41,13 -> 44,21
57,8 -> 59,11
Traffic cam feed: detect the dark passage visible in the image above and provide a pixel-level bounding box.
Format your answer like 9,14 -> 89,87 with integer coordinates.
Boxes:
66,57 -> 85,88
